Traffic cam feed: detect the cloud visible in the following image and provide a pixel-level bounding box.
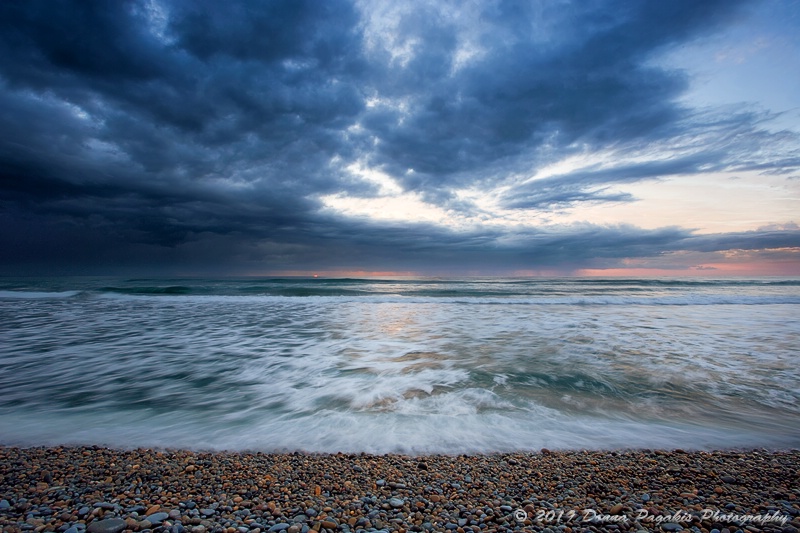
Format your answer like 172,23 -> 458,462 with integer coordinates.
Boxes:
0,0 -> 798,275
500,156 -> 710,210
356,1 -> 740,181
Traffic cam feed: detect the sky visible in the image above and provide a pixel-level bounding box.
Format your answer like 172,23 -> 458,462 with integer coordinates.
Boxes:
1,0 -> 799,277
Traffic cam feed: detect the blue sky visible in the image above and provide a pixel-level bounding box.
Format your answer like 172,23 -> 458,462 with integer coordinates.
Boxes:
0,0 -> 798,276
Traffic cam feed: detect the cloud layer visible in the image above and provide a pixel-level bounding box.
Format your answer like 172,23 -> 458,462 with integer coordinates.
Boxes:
1,0 -> 798,275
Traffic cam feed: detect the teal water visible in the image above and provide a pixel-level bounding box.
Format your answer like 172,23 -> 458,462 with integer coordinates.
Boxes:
1,277 -> 798,453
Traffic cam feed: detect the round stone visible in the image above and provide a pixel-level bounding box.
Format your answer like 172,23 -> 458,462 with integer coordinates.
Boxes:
147,512 -> 170,523
87,518 -> 127,533
389,498 -> 404,508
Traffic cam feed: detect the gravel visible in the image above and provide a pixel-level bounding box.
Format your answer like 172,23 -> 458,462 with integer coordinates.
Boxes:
0,446 -> 798,533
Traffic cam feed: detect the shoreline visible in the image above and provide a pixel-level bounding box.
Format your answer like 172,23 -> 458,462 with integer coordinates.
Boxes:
1,446 -> 799,533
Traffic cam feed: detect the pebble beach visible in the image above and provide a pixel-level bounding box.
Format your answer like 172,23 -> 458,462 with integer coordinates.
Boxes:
1,447 -> 798,533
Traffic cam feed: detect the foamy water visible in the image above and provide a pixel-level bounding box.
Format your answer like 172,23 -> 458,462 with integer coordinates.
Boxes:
1,277 -> 798,453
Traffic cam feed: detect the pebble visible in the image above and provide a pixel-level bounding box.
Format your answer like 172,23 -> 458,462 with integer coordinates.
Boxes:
388,497 -> 405,508
148,511 -> 170,523
86,518 -> 127,533
0,446 -> 798,533
93,502 -> 115,510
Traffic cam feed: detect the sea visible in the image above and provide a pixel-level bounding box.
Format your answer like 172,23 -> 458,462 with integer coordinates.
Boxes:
1,277 -> 799,454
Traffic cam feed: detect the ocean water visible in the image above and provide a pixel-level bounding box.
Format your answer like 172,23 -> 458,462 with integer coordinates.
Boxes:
1,277 -> 799,454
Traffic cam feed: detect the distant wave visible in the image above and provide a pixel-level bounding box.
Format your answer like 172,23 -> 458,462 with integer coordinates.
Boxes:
235,286 -> 376,297
564,278 -> 800,286
1,277 -> 798,304
100,285 -> 193,295
88,293 -> 800,306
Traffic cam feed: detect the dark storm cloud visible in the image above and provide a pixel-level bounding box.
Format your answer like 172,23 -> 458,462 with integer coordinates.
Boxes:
684,226 -> 800,253
0,0 -> 366,260
0,0 -> 797,274
278,220 -> 800,273
359,1 -> 735,180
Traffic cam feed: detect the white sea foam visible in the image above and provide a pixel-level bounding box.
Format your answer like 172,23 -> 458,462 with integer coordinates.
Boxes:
0,406 -> 793,454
